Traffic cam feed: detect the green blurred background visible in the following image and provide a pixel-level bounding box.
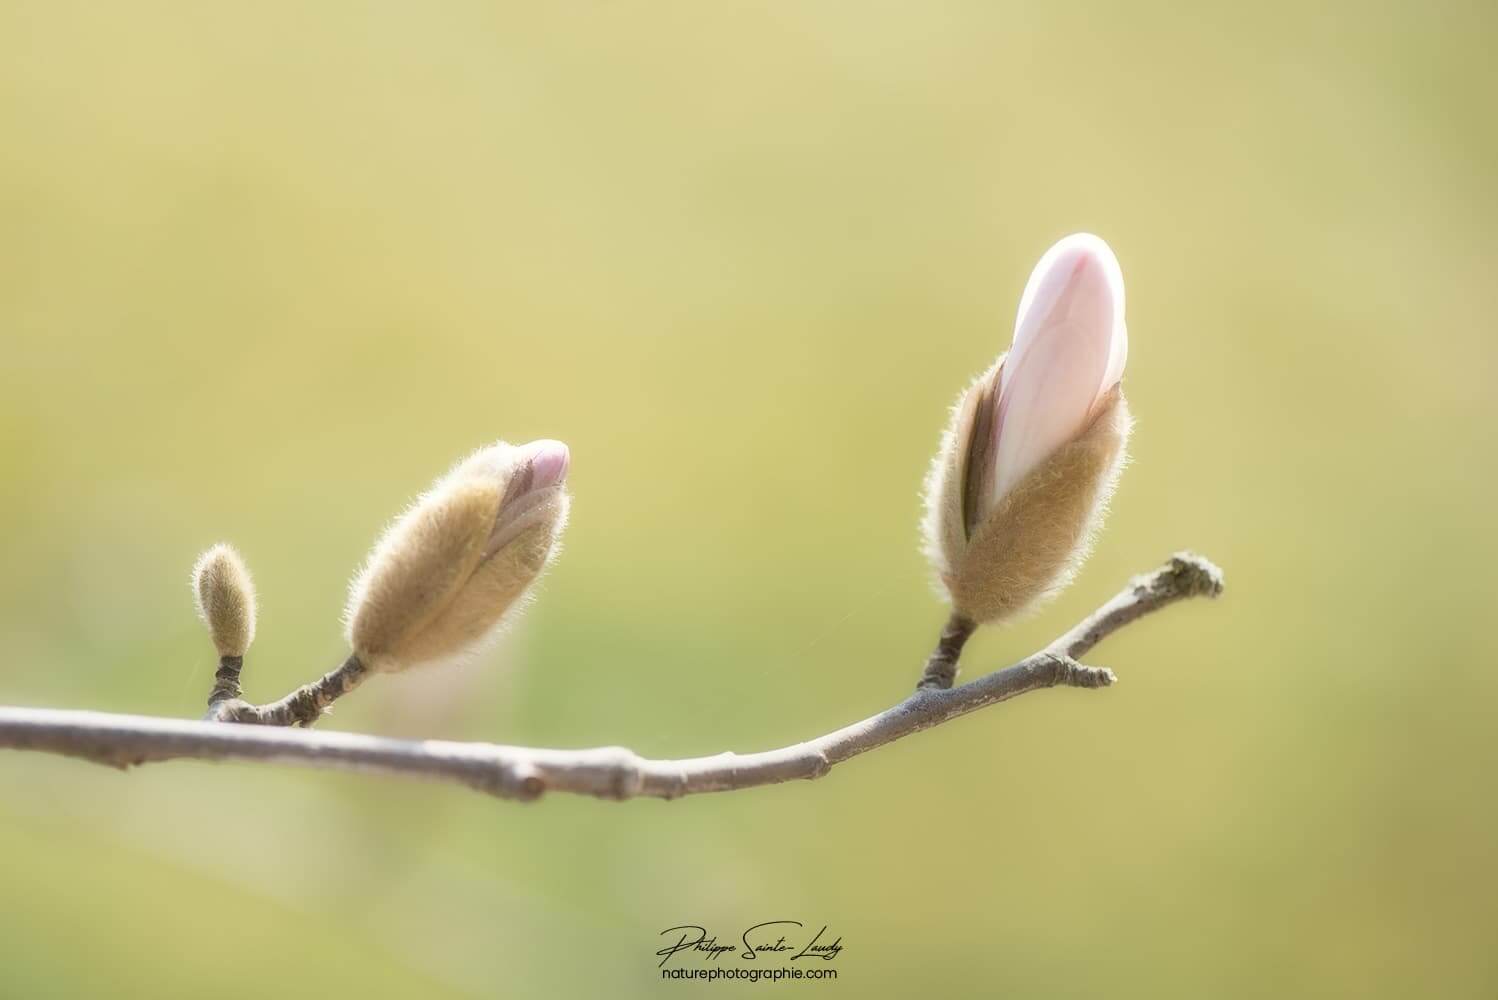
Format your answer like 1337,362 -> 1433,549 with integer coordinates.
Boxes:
2,2 -> 1495,996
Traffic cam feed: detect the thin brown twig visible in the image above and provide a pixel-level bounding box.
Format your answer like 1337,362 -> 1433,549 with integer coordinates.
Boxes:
208,655 -> 369,727
916,613 -> 977,690
0,552 -> 1222,805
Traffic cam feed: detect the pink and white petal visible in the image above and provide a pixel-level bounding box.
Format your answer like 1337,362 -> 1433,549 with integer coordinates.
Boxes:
989,234 -> 1126,506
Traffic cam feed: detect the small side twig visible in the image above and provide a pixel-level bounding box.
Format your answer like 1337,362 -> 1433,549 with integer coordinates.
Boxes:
916,614 -> 976,691
205,655 -> 244,707
0,552 -> 1222,804
209,655 -> 369,727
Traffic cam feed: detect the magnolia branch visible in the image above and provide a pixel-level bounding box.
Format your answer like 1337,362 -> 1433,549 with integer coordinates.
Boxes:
0,553 -> 1222,804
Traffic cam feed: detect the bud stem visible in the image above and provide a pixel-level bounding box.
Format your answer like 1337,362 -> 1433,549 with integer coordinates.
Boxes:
916,614 -> 977,691
210,654 -> 370,727
206,655 -> 244,708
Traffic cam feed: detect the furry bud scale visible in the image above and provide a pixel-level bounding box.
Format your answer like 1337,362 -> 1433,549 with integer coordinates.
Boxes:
344,440 -> 570,672
192,544 -> 258,657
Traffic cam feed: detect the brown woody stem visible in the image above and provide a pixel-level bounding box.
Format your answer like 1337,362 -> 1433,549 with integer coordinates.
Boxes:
206,655 -> 244,707
0,552 -> 1223,804
209,654 -> 369,728
916,614 -> 977,691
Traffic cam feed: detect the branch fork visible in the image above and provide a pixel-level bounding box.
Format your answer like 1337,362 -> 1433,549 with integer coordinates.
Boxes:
0,553 -> 1223,804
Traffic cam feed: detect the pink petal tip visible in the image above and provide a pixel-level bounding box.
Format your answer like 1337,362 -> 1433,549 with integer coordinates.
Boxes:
520,439 -> 570,490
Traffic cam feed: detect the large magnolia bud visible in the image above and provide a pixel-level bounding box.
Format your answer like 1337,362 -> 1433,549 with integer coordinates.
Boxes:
345,439 -> 570,671
923,234 -> 1132,625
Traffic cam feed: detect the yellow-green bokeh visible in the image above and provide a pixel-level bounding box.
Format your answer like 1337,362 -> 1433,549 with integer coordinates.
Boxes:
2,2 -> 1495,996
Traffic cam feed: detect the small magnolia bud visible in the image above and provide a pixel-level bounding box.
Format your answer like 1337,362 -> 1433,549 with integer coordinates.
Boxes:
923,234 -> 1132,625
192,544 -> 258,657
344,439 -> 571,672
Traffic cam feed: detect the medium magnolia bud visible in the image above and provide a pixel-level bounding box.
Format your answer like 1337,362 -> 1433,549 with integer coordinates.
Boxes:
192,544 -> 258,657
923,234 -> 1132,625
344,439 -> 570,672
